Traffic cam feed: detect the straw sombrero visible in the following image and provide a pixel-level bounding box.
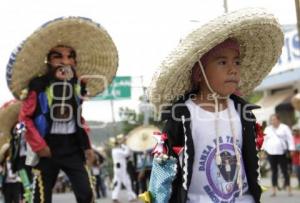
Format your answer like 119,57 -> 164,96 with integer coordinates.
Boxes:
126,125 -> 160,152
0,143 -> 10,162
108,137 -> 117,147
149,8 -> 284,110
6,17 -> 118,99
0,101 -> 21,149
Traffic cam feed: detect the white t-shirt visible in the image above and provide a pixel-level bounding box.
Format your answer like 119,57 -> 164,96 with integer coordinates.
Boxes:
185,98 -> 254,203
263,124 -> 295,155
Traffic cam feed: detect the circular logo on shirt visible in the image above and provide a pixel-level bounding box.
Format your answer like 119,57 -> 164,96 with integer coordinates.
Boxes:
203,143 -> 248,201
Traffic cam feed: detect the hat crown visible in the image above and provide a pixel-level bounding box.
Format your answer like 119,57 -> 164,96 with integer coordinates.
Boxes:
6,16 -> 118,99
149,8 -> 284,112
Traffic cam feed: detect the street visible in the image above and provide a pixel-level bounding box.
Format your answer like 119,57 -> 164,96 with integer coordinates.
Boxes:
0,177 -> 299,203
39,177 -> 300,203
53,181 -> 300,203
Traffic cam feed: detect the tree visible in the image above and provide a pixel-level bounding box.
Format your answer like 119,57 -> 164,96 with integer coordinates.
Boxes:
119,107 -> 163,134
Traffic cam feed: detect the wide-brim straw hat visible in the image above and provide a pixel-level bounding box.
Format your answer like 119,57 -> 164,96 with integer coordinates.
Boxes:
126,125 -> 160,152
6,16 -> 118,99
0,101 -> 20,149
108,137 -> 117,147
0,143 -> 10,163
291,93 -> 300,111
149,8 -> 284,110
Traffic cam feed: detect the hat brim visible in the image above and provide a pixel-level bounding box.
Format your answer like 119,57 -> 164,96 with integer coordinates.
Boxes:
291,93 -> 300,111
149,8 -> 284,109
0,101 -> 20,148
6,17 -> 118,99
126,125 -> 160,152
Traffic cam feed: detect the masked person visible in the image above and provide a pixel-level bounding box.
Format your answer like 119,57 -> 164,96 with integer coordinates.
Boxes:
6,17 -> 118,203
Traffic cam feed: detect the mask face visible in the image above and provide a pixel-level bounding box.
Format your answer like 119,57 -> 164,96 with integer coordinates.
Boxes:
54,65 -> 74,81
47,46 -> 77,81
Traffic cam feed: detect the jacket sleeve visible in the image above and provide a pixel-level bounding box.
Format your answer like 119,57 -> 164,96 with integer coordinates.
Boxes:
19,91 -> 48,152
163,116 -> 185,158
162,117 -> 187,203
80,116 -> 92,149
285,125 -> 295,151
243,115 -> 262,203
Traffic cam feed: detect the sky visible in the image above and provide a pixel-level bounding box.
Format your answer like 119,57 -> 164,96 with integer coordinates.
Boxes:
0,0 -> 297,122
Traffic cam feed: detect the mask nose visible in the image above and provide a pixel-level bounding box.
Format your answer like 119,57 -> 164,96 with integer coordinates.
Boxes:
61,57 -> 71,65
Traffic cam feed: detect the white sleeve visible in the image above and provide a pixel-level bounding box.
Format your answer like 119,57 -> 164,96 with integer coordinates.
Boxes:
120,144 -> 131,157
285,126 -> 295,151
263,127 -> 271,139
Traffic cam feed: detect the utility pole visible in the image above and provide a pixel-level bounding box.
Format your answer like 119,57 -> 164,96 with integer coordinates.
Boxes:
140,76 -> 150,126
295,0 -> 300,41
110,99 -> 117,136
224,0 -> 228,13
295,1 -> 300,93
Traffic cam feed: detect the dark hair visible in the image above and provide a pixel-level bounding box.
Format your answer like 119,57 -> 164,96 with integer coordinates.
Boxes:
190,62 -> 201,93
46,45 -> 76,63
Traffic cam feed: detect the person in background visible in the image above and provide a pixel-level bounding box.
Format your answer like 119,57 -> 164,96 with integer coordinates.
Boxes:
292,124 -> 300,189
263,114 -> 295,196
0,101 -> 33,203
0,143 -> 23,203
92,151 -> 107,199
111,135 -> 137,203
134,150 -> 152,193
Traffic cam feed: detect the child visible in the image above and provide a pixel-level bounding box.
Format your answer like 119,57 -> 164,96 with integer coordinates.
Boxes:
146,8 -> 283,203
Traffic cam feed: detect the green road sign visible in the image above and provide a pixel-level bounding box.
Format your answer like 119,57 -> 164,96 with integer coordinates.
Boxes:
94,76 -> 131,100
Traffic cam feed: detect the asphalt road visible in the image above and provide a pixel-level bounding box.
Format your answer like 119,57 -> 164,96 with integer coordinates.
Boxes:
0,177 -> 299,203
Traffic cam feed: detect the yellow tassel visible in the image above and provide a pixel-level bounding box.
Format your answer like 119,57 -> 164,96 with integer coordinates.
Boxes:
261,185 -> 268,192
139,191 -> 152,203
19,88 -> 28,100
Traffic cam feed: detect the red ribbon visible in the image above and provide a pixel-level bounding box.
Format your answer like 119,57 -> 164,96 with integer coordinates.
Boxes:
255,123 -> 264,150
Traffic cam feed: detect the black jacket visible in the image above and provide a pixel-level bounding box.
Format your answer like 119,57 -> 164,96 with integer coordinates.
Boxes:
161,94 -> 262,203
27,76 -> 90,156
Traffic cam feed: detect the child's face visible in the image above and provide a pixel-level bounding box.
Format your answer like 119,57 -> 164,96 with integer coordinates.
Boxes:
201,47 -> 240,97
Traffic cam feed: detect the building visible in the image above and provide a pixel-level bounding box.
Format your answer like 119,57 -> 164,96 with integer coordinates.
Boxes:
253,25 -> 300,127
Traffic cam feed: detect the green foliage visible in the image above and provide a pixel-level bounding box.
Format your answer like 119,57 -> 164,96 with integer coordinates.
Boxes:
118,106 -> 164,134
244,91 -> 263,104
